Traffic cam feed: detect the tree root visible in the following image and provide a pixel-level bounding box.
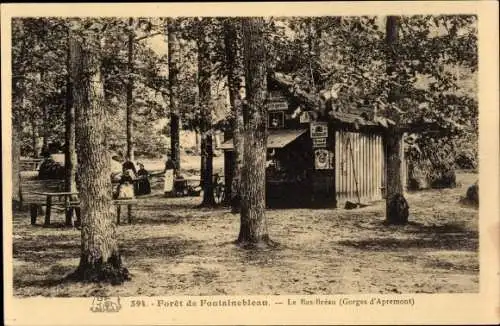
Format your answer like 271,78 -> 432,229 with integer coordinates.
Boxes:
66,253 -> 130,285
235,235 -> 280,250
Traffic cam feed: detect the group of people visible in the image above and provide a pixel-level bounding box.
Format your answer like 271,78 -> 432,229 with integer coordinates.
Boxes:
114,154 -> 178,199
114,156 -> 152,199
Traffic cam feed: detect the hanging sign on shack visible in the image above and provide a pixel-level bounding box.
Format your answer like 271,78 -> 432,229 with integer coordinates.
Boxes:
312,137 -> 327,148
314,149 -> 330,170
267,91 -> 288,112
310,122 -> 328,138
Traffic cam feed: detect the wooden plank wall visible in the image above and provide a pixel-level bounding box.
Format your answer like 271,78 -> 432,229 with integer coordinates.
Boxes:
335,131 -> 384,203
335,130 -> 407,204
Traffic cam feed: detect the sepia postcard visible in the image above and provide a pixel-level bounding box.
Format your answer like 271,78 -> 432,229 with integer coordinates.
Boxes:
2,1 -> 499,325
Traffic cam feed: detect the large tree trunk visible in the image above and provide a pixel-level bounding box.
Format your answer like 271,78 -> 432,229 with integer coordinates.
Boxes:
198,18 -> 215,207
224,18 -> 245,212
126,17 -> 135,161
384,16 -> 409,225
167,18 -> 181,173
237,18 -> 272,247
68,28 -> 129,284
64,29 -> 79,226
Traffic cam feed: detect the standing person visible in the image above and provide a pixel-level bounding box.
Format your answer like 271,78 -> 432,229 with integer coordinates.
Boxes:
135,162 -> 151,196
164,153 -> 176,197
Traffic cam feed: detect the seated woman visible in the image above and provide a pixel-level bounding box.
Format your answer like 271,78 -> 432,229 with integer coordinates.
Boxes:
135,162 -> 151,196
122,156 -> 137,179
115,170 -> 135,199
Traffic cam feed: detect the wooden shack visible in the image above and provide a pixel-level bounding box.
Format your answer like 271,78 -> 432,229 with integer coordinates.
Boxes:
219,72 -> 406,208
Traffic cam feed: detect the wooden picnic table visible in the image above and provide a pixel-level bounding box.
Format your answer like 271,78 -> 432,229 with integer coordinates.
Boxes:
32,191 -> 80,226
30,190 -> 140,226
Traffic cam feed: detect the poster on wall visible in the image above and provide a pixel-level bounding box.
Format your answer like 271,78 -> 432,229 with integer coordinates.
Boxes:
312,137 -> 327,148
314,149 -> 330,170
310,122 -> 328,138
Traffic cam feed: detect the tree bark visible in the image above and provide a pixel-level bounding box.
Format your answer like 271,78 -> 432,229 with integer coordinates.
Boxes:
40,70 -> 50,155
167,18 -> 181,173
12,115 -> 22,209
30,118 -> 41,157
224,19 -> 245,212
237,18 -> 273,247
65,28 -> 79,226
12,19 -> 26,209
126,17 -> 135,161
384,16 -> 409,225
68,28 -> 129,284
198,18 -> 215,207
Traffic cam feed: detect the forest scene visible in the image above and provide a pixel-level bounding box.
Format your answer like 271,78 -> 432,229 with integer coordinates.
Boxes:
10,15 -> 479,296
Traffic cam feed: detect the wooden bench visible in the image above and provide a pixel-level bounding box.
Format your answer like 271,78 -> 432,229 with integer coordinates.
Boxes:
30,191 -> 80,226
19,177 -> 66,215
20,158 -> 43,172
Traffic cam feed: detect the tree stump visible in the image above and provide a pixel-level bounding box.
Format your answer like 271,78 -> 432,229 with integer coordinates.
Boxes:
386,193 -> 409,225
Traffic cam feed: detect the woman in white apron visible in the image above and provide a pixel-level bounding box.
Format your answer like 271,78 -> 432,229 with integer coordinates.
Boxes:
164,155 -> 176,196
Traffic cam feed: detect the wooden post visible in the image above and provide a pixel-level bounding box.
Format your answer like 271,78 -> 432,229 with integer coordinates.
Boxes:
116,204 -> 121,225
30,204 -> 38,225
44,196 -> 52,226
65,195 -> 72,226
127,204 -> 132,224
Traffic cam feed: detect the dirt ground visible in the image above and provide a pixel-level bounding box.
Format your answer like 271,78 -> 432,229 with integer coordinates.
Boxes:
11,171 -> 478,297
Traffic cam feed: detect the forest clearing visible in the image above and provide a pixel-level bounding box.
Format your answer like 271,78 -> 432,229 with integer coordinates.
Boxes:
9,14 -> 480,298
12,169 -> 478,297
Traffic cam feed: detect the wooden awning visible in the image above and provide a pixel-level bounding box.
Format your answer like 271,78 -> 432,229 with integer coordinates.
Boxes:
219,129 -> 307,151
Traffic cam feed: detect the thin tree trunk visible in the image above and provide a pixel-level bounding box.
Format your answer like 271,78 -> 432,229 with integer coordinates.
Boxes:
12,115 -> 22,209
30,118 -> 41,158
12,19 -> 26,209
195,129 -> 200,154
384,16 -> 409,225
237,18 -> 273,247
64,29 -> 79,226
223,19 -> 245,212
40,70 -> 50,155
198,18 -> 215,207
68,28 -> 129,284
167,18 -> 181,174
126,17 -> 135,161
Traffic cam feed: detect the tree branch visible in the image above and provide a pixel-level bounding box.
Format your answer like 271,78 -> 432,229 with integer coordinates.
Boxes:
134,31 -> 163,43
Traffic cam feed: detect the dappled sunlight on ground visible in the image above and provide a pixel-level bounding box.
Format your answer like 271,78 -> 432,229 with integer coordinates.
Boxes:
12,172 -> 478,297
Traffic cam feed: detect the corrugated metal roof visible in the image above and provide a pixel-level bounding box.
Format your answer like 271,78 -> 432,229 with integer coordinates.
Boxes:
219,129 -> 307,151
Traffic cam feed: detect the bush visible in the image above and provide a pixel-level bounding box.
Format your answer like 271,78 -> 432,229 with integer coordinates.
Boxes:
465,182 -> 479,206
406,137 -> 459,190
